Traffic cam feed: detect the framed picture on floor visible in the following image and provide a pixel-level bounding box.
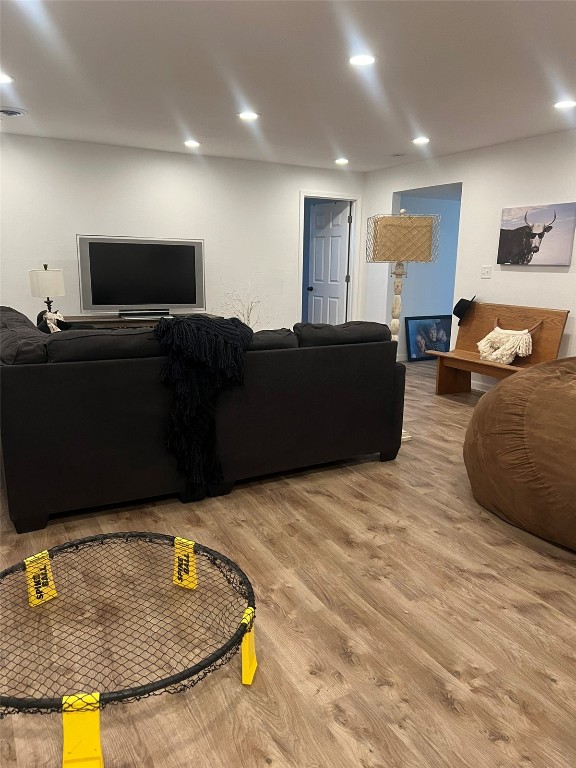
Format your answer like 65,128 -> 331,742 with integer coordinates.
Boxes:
405,315 -> 452,362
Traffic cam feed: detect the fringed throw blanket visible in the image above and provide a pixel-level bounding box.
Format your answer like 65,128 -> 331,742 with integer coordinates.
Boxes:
154,316 -> 253,500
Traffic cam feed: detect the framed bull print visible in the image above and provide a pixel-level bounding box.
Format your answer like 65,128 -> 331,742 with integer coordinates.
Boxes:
497,202 -> 576,266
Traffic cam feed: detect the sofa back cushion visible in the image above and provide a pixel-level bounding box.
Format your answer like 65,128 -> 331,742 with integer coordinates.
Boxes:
248,328 -> 298,350
1,308 -> 392,364
0,307 -> 48,364
46,328 -> 163,363
293,321 -> 391,347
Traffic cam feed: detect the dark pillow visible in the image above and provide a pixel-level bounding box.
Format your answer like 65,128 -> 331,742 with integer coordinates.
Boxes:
1,306 -> 39,331
248,328 -> 298,351
0,306 -> 48,364
293,321 -> 391,347
46,328 -> 163,363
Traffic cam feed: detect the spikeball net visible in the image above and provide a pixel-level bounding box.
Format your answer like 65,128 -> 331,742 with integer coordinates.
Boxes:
0,532 -> 256,722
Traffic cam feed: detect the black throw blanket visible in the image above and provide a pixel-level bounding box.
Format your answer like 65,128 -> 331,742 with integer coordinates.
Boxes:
154,316 -> 253,500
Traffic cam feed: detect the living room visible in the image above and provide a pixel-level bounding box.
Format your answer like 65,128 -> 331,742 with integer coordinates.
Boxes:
1,2 -> 575,767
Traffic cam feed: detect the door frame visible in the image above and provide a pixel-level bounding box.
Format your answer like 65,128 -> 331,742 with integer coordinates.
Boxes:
298,190 -> 362,323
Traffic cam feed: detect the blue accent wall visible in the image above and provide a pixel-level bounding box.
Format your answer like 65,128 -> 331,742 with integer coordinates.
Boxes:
386,183 -> 462,360
397,192 -> 461,319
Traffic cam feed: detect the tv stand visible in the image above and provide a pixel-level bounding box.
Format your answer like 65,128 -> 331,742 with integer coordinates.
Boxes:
119,309 -> 170,319
65,311 -> 215,329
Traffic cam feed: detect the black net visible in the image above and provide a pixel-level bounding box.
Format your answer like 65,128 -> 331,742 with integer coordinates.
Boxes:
0,533 -> 254,716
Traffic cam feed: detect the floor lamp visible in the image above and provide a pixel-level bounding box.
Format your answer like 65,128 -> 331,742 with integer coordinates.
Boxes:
366,210 -> 440,440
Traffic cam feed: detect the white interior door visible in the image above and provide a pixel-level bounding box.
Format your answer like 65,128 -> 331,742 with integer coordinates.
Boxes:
307,200 -> 350,324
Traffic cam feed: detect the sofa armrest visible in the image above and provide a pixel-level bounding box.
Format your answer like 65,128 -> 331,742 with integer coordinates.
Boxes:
380,362 -> 405,460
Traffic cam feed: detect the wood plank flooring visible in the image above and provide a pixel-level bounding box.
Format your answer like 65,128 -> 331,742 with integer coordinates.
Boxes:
1,361 -> 575,768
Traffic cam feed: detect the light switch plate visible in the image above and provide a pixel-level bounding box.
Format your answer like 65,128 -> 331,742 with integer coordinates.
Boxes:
481,265 -> 492,279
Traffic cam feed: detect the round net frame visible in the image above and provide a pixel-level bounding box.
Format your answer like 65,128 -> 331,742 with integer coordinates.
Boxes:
0,532 -> 255,716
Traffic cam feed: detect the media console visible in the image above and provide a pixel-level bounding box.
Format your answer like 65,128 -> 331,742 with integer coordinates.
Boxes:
66,312 -> 216,329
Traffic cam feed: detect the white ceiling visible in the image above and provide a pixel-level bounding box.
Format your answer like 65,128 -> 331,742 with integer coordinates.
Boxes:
1,0 -> 575,172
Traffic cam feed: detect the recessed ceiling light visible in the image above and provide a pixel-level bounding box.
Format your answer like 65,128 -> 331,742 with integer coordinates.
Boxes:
554,100 -> 576,110
0,73 -> 14,85
238,111 -> 259,121
349,55 -> 376,67
0,106 -> 27,117
413,136 -> 430,145
184,139 -> 200,148
335,157 -> 349,166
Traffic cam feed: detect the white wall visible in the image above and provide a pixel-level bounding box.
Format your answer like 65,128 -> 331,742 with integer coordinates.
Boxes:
2,130 -> 575,367
0,135 -> 364,328
363,130 -> 576,365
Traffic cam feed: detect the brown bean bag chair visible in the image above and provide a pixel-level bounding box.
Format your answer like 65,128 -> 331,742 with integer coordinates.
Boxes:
463,357 -> 576,550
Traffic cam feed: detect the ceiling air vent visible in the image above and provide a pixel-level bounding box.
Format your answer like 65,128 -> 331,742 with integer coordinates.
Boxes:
0,107 -> 28,117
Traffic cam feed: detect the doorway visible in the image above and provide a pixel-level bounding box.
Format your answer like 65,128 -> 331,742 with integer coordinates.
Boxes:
301,197 -> 356,324
390,183 -> 462,360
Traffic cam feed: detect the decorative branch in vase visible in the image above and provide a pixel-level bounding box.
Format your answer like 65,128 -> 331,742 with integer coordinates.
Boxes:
221,283 -> 269,329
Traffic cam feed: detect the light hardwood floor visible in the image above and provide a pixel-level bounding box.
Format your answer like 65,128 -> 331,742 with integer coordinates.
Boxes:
1,361 -> 575,768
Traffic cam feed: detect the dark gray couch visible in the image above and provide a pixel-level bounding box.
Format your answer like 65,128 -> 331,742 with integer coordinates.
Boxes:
0,307 -> 405,533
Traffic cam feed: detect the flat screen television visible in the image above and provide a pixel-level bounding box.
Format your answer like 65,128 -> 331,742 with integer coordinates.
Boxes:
77,235 -> 206,315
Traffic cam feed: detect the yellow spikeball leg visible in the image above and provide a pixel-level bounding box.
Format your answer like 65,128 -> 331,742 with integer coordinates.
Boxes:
62,693 -> 104,768
241,628 -> 257,685
24,550 -> 57,607
241,608 -> 257,685
172,537 -> 198,590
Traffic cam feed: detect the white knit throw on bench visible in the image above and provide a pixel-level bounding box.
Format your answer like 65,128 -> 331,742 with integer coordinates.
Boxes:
477,326 -> 532,365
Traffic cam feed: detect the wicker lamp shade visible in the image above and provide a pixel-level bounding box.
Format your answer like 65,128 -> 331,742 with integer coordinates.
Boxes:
366,214 -> 440,263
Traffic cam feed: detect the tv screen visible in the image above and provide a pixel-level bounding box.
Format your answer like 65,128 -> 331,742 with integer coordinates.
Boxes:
77,236 -> 205,313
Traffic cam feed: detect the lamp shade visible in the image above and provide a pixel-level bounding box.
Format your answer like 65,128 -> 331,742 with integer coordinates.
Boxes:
29,267 -> 65,298
366,214 -> 440,263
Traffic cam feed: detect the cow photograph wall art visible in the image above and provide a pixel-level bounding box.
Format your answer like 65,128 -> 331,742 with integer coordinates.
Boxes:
497,202 -> 576,266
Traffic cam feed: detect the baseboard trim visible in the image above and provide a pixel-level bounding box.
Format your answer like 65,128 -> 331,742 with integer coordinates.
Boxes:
471,376 -> 495,393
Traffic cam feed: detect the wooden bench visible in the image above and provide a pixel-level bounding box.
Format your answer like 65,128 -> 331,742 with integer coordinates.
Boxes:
427,302 -> 569,395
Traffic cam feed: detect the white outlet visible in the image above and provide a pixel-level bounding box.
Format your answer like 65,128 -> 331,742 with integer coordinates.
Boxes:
481,265 -> 492,279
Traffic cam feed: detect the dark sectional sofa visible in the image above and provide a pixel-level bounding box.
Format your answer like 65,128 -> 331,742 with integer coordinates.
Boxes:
0,307 -> 406,533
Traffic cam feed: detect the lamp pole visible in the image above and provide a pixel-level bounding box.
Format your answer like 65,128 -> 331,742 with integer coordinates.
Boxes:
41,264 -> 54,312
390,261 -> 407,342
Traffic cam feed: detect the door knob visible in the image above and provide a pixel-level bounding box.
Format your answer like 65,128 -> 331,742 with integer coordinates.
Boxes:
307,286 -> 314,292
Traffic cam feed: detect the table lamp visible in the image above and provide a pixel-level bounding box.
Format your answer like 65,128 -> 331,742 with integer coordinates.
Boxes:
29,264 -> 65,321
366,210 -> 440,341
